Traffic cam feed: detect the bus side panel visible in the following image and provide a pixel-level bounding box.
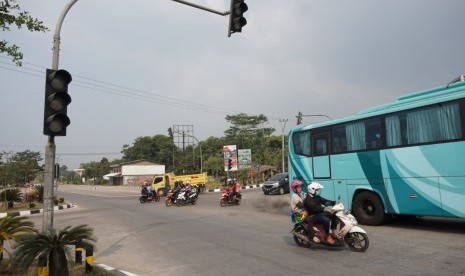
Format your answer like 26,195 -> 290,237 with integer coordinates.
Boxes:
288,155 -> 313,193
440,177 -> 465,218
383,147 -> 448,216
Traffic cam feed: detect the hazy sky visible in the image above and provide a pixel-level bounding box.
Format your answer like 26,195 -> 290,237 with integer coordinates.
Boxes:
1,0 -> 464,169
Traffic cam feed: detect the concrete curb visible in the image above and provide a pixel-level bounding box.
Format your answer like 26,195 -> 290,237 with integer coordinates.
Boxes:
0,203 -> 76,219
205,184 -> 264,193
96,264 -> 139,276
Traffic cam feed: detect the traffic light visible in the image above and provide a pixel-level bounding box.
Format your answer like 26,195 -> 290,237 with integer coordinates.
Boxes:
296,111 -> 302,125
43,69 -> 72,136
168,127 -> 173,140
228,0 -> 248,37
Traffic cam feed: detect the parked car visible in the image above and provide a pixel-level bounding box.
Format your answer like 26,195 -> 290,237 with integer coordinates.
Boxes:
262,173 -> 289,195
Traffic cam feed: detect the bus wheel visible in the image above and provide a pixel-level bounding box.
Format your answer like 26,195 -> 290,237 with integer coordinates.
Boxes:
352,191 -> 385,226
157,189 -> 165,197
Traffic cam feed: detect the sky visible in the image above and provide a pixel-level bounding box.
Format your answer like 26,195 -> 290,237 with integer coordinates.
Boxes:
1,0 -> 465,170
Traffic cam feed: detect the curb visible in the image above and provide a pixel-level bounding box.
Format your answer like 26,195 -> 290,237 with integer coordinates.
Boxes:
205,184 -> 263,193
96,264 -> 139,276
0,204 -> 75,219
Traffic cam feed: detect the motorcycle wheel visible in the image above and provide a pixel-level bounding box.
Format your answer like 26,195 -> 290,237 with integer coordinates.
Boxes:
293,225 -> 311,248
235,198 -> 241,205
165,198 -> 172,207
345,232 -> 369,252
220,199 -> 226,207
155,196 -> 161,202
176,199 -> 184,207
140,197 -> 146,203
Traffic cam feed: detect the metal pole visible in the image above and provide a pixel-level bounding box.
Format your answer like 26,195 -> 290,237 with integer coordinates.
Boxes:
44,0 -> 78,235
52,0 -> 79,70
171,0 -> 229,16
42,137 -> 55,234
279,119 -> 288,173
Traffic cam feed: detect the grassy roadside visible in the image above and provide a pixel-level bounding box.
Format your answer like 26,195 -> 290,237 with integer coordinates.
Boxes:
0,261 -> 116,275
0,201 -> 71,215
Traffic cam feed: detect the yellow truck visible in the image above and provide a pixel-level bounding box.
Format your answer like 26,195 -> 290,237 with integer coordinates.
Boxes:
152,172 -> 207,196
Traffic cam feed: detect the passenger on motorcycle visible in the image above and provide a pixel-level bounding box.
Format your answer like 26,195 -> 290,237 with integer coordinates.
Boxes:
231,178 -> 241,199
303,182 -> 337,244
142,182 -> 155,198
290,180 -> 319,243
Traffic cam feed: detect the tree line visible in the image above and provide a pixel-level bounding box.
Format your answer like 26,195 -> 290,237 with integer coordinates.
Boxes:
2,114 -> 289,186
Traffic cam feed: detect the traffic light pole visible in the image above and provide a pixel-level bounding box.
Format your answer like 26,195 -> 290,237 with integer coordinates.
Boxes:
43,0 -> 78,235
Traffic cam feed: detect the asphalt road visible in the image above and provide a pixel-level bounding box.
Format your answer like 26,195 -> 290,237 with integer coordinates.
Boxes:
26,185 -> 465,276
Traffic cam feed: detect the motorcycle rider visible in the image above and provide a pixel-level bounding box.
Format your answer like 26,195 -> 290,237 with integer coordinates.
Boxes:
290,180 -> 320,243
231,178 -> 241,200
303,182 -> 337,245
141,182 -> 150,197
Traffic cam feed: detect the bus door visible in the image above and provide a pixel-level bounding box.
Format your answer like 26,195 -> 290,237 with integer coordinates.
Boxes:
312,133 -> 331,178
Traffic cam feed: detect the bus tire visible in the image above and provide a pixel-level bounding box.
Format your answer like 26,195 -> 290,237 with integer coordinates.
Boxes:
352,191 -> 385,226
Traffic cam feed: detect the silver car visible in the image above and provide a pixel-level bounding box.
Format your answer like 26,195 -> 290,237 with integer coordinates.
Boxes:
262,173 -> 289,195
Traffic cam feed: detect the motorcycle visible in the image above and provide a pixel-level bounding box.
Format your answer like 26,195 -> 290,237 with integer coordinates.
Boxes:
140,188 -> 160,203
175,186 -> 199,207
165,187 -> 181,207
220,186 -> 241,207
291,202 -> 369,252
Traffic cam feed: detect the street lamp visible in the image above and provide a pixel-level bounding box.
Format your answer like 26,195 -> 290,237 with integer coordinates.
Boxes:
296,112 -> 333,125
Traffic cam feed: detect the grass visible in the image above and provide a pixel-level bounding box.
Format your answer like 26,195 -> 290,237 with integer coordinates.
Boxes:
0,201 -> 71,215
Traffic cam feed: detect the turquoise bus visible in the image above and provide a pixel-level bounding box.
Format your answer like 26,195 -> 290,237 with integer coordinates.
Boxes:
289,76 -> 465,225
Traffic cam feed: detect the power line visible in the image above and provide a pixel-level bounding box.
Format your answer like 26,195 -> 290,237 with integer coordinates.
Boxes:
0,56 -> 242,115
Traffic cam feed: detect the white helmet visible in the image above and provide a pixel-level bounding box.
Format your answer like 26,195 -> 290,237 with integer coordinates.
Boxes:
308,182 -> 324,196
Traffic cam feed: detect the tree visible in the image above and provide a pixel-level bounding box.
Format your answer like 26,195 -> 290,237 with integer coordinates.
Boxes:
121,135 -> 175,171
224,113 -> 276,166
0,216 -> 36,268
80,158 -> 110,184
13,224 -> 96,276
0,0 -> 49,65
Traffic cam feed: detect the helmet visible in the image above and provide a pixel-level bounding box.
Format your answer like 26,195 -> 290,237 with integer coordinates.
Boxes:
291,180 -> 303,193
143,182 -> 149,186
308,182 -> 324,196
227,178 -> 234,184
186,180 -> 191,185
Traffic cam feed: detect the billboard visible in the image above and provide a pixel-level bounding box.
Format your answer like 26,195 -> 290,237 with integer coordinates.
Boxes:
238,149 -> 252,170
223,145 -> 237,172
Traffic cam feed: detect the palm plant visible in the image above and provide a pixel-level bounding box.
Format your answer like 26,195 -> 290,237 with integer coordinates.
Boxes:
13,224 -> 96,276
0,216 -> 36,268
0,188 -> 23,208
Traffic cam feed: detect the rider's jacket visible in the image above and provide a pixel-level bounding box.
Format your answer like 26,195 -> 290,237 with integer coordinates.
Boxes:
303,194 -> 335,216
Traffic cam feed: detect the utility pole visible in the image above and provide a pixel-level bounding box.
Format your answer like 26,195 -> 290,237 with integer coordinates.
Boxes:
279,119 -> 288,173
43,0 -> 78,236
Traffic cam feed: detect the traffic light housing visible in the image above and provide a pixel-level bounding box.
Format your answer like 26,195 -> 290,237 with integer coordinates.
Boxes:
296,111 -> 302,125
228,0 -> 248,37
43,69 -> 72,136
168,127 -> 173,140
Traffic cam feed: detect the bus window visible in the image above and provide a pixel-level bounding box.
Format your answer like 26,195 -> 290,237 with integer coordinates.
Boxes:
332,125 -> 347,153
292,130 -> 311,156
386,102 -> 462,147
313,136 -> 328,156
365,118 -> 381,150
